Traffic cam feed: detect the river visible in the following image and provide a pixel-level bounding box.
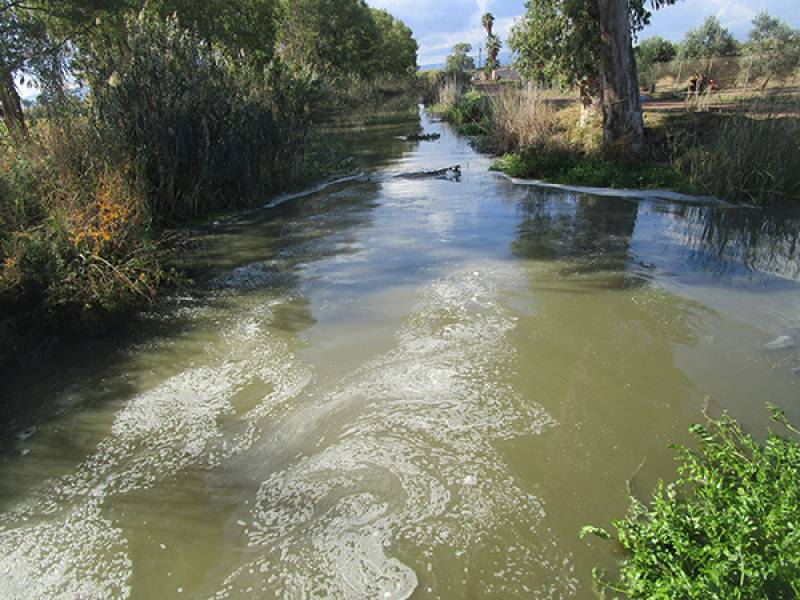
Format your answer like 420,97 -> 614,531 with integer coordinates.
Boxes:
1,108 -> 799,598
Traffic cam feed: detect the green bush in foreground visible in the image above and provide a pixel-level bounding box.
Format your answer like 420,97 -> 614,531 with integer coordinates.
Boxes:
583,407 -> 800,599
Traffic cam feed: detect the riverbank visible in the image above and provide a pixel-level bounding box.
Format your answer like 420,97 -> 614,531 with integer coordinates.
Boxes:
433,87 -> 800,205
0,56 -> 422,370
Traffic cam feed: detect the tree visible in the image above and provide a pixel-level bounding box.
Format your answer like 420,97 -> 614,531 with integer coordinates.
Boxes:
745,12 -> 800,89
635,36 -> 677,64
635,35 -> 677,89
486,34 -> 502,74
594,0 -> 646,152
0,0 -> 126,135
445,43 -> 475,78
369,9 -> 418,76
482,12 -> 502,75
511,0 -> 685,153
679,16 -> 739,59
481,12 -> 494,37
275,0 -> 379,76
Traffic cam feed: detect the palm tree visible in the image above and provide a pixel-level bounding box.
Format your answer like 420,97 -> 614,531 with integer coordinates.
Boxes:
482,13 -> 500,77
481,12 -> 495,37
486,34 -> 502,75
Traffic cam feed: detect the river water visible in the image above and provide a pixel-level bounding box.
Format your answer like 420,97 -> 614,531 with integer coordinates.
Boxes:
1,109 -> 799,598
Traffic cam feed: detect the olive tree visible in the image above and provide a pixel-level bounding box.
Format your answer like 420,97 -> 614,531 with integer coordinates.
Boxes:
745,12 -> 800,89
679,16 -> 739,59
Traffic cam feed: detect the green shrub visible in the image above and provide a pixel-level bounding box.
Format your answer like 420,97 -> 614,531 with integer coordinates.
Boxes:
584,408 -> 800,599
492,146 -> 685,190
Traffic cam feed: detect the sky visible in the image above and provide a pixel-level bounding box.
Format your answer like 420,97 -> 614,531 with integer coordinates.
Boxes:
367,0 -> 800,67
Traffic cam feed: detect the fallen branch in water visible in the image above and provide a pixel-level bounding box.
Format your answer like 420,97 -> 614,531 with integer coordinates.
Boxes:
404,133 -> 441,142
394,165 -> 461,181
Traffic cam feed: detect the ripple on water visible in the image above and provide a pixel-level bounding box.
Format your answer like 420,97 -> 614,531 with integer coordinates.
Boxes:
217,263 -> 576,598
0,291 -> 312,599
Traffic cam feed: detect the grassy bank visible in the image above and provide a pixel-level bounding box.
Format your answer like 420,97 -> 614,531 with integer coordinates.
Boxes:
435,84 -> 800,204
0,14 -> 421,366
583,407 -> 800,598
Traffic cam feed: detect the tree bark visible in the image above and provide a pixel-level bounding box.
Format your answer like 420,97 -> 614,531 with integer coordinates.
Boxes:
595,0 -> 644,154
0,66 -> 27,137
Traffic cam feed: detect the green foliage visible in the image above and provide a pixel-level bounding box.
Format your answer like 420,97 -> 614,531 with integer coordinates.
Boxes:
0,115 -> 166,335
445,43 -> 476,79
636,36 -> 677,88
509,0 -> 600,87
276,0 -> 416,78
509,0 -> 656,88
91,12 -> 320,222
416,70 -> 442,105
679,16 -> 740,59
369,9 -> 419,77
635,36 -> 677,65
492,147 -> 684,190
441,90 -> 492,135
745,12 -> 800,86
589,411 -> 800,599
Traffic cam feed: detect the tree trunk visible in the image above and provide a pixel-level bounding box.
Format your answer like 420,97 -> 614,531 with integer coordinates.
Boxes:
0,66 -> 26,137
595,0 -> 644,154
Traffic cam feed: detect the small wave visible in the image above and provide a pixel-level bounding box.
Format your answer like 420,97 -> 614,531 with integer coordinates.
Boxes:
263,174 -> 371,209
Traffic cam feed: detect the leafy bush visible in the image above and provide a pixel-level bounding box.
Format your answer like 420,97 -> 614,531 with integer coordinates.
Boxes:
584,408 -> 800,598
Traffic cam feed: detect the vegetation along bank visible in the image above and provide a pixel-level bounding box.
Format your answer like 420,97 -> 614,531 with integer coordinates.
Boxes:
0,0 -> 421,365
428,7 -> 800,205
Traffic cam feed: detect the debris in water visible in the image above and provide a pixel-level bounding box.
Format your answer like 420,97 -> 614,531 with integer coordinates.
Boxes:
764,336 -> 796,351
402,133 -> 441,142
394,165 -> 461,181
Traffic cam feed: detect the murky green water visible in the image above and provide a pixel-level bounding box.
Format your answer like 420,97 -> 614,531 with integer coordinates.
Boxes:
1,109 -> 799,598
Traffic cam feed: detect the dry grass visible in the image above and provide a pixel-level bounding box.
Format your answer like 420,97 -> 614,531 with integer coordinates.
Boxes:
487,87 -> 559,154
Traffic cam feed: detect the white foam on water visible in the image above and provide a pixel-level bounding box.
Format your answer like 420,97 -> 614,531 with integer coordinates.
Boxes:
263,174 -> 371,210
0,291 -> 312,598
216,262 -> 577,598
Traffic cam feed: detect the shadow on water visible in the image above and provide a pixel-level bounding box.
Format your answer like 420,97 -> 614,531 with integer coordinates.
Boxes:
510,185 -> 800,293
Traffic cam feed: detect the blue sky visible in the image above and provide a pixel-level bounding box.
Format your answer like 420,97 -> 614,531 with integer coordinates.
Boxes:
368,0 -> 800,66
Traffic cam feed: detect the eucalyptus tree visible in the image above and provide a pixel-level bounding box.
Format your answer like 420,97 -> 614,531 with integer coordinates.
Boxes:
0,0 -> 124,135
510,0 -> 678,154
